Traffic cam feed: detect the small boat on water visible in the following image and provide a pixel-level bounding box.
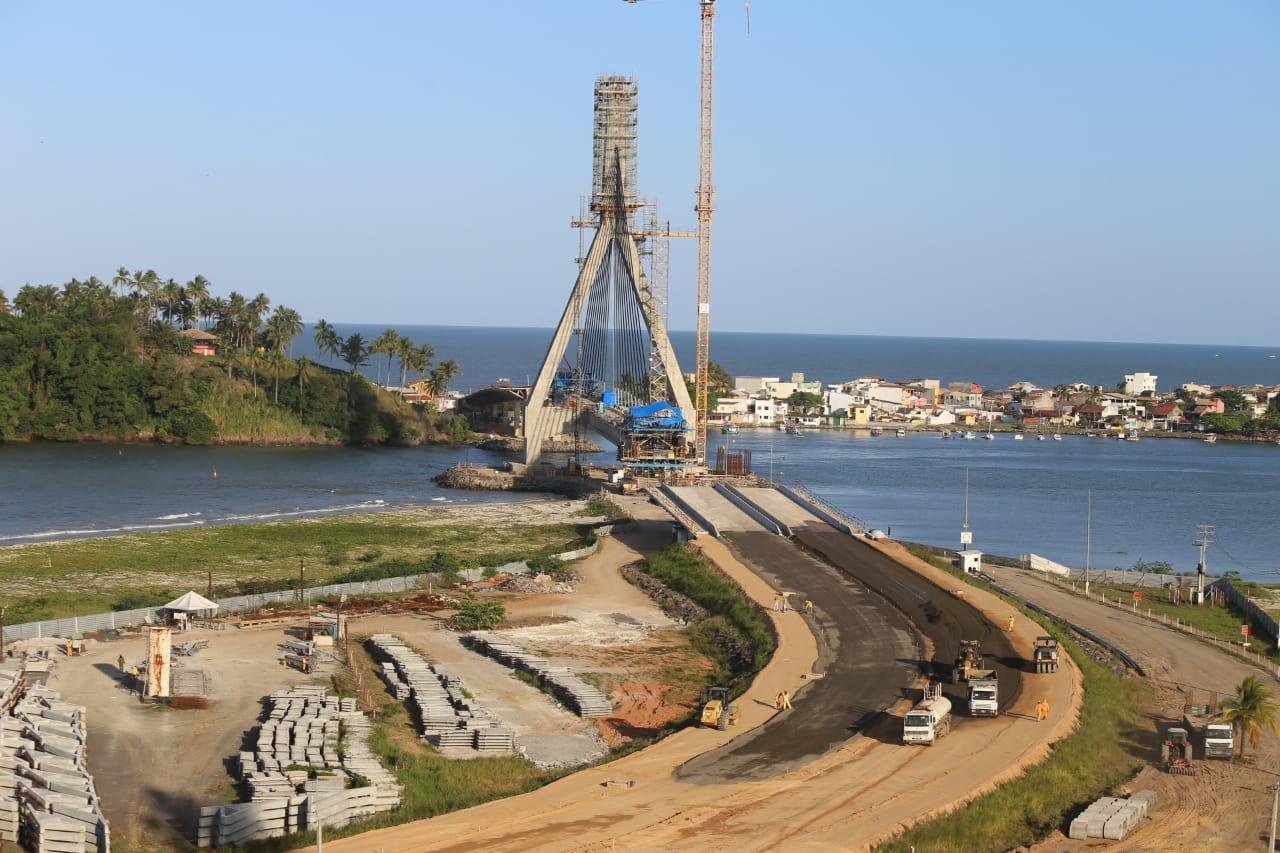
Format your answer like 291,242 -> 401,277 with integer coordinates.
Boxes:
1126,433 -> 1141,442
869,426 -> 883,436
1036,433 -> 1046,441
720,423 -> 739,435
1203,433 -> 1218,444
786,424 -> 803,435
895,428 -> 907,437
941,429 -> 951,438
1052,433 -> 1063,441
1013,433 -> 1024,441
983,431 -> 995,440
963,430 -> 977,440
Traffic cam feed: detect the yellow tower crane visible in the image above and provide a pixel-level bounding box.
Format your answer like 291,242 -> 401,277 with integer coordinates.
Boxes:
625,0 -> 718,466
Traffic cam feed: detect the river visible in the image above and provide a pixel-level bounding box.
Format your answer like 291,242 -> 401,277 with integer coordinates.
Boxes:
2,432 -> 1276,580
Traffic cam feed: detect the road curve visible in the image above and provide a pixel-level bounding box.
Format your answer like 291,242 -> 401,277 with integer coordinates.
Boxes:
795,525 -> 1026,721
678,530 -> 918,781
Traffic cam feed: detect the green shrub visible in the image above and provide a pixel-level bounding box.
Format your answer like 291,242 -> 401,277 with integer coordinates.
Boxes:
168,407 -> 217,445
449,600 -> 507,631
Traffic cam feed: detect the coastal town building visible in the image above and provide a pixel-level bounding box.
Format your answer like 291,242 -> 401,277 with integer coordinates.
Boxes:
1124,372 -> 1158,396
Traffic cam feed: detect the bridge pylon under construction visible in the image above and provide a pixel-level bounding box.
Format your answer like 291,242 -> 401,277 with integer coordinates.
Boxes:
524,76 -> 698,471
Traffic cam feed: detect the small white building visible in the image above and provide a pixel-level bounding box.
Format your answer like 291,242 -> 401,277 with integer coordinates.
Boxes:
750,395 -> 776,425
734,376 -> 778,395
958,550 -> 984,574
1124,372 -> 1158,396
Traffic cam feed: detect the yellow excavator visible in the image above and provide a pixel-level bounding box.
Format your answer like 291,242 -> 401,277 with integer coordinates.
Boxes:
700,686 -> 740,730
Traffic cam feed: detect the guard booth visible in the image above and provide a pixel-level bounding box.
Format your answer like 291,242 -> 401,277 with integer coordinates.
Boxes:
307,612 -> 347,647
958,549 -> 984,575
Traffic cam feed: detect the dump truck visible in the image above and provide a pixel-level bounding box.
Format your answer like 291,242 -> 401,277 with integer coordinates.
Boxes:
968,670 -> 999,716
952,640 -> 985,683
699,686 -> 740,731
903,682 -> 952,745
1033,636 -> 1060,674
1183,710 -> 1235,759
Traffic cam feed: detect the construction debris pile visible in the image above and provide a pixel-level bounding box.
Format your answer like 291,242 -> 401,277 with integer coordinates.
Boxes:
368,634 -> 515,753
495,573 -> 576,594
1069,790 -> 1157,841
198,686 -> 401,848
0,665 -> 111,853
465,631 -> 612,718
620,566 -> 709,623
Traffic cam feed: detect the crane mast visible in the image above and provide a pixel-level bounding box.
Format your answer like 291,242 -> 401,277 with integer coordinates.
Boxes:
694,0 -> 716,465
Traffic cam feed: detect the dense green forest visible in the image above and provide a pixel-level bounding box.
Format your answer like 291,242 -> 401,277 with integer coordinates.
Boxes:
0,269 -> 468,445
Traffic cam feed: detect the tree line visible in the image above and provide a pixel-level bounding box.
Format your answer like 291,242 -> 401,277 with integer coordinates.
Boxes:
0,270 -> 467,445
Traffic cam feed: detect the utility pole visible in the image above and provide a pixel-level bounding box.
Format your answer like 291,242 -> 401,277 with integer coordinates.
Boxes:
1084,489 -> 1093,595
1194,524 -> 1214,606
298,558 -> 306,605
207,569 -> 213,599
1270,781 -> 1280,853
1,605 -> 6,660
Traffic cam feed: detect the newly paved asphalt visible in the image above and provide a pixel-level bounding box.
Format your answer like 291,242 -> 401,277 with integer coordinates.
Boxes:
794,527 -> 1026,725
678,527 -> 919,781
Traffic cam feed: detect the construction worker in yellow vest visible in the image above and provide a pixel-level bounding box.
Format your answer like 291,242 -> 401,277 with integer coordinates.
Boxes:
1035,698 -> 1050,722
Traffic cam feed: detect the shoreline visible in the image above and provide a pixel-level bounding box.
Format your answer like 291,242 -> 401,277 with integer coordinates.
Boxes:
731,422 -> 1278,444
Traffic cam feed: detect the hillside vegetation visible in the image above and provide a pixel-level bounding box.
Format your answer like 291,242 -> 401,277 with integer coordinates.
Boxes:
0,269 -> 468,445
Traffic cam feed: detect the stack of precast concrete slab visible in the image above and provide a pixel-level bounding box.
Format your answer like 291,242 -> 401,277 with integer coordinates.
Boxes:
0,664 -> 110,853
465,631 -> 612,718
368,634 -> 514,754
198,686 -> 401,848
1069,790 -> 1157,840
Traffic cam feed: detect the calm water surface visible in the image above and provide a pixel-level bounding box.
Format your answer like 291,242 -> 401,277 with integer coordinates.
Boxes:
3,433 -> 1278,580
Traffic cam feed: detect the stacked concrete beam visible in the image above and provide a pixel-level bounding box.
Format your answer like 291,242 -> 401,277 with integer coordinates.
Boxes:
465,632 -> 612,718
1068,790 -> 1157,841
367,634 -> 513,753
0,680 -> 110,853
199,686 -> 402,847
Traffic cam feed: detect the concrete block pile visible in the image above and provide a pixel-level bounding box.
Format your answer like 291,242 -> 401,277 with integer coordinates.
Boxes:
368,634 -> 514,754
198,686 -> 402,848
0,676 -> 111,853
1069,790 -> 1157,841
466,631 -> 612,718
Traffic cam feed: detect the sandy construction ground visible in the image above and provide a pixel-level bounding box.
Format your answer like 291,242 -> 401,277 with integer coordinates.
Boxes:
998,567 -> 1280,852
40,624 -> 311,850
321,521 -> 1080,852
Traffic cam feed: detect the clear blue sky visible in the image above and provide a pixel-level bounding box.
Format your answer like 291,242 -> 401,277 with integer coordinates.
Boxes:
2,1 -> 1277,345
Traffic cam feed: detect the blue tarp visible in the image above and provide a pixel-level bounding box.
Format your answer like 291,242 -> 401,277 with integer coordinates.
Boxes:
627,401 -> 686,430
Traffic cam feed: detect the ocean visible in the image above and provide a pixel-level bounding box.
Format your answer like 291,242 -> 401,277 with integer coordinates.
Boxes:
300,324 -> 1280,392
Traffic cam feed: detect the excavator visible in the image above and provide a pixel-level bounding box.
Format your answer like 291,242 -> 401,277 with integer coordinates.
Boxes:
700,686 -> 741,730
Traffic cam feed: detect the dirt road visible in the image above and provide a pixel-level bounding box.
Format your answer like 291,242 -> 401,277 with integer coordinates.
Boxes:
998,567 -> 1280,851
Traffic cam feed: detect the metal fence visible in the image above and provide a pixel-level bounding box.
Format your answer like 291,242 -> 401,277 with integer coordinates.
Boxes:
1212,579 -> 1280,643
1,536 -> 605,643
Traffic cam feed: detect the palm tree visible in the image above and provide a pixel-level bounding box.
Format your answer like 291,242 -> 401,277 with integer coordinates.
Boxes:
313,320 -> 340,365
1219,675 -> 1279,759
111,266 -> 132,299
13,284 -> 61,315
266,349 -> 289,404
428,359 -> 460,397
340,333 -> 371,375
272,307 -> 304,357
131,268 -> 161,327
372,329 -> 400,387
396,333 -> 426,389
185,275 -> 211,328
295,356 -> 313,418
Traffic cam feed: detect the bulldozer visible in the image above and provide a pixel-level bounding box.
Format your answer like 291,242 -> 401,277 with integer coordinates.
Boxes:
700,686 -> 741,731
952,640 -> 985,683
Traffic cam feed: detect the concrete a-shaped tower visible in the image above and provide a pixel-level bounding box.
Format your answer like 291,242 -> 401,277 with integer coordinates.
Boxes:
523,77 -> 694,467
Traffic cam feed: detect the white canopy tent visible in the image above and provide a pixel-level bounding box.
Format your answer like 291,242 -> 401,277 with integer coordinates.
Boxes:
163,591 -> 219,615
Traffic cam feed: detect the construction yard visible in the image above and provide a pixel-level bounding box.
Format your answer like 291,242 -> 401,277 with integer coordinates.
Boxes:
8,498 -> 722,850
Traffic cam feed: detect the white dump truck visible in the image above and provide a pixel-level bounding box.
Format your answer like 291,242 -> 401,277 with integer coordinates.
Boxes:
968,670 -> 999,716
903,682 -> 952,745
1183,710 -> 1235,759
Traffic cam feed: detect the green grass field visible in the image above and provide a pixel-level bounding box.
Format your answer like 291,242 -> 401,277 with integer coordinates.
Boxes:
0,510 -> 598,623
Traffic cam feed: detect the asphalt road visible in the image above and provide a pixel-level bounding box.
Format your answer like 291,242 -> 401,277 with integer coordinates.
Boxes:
795,527 -> 1026,726
678,530 -> 919,781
